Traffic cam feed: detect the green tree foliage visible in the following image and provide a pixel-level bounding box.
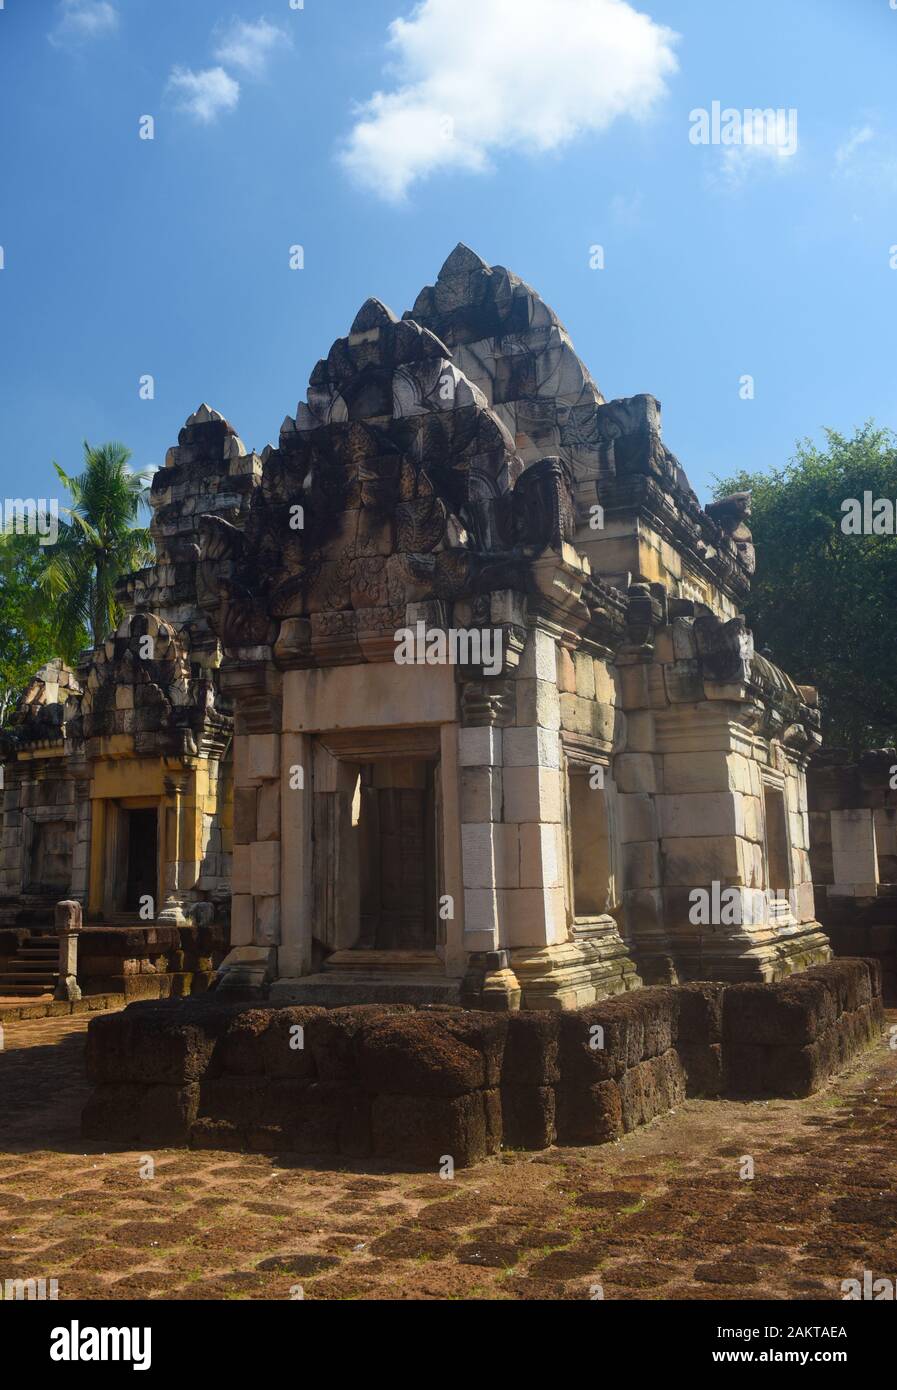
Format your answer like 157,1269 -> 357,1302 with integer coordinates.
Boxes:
41,441 -> 153,659
715,424 -> 897,754
0,533 -> 60,724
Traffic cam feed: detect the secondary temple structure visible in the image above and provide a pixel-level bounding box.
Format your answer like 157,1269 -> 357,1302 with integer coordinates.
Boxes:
808,747 -> 897,1002
0,246 -> 833,1011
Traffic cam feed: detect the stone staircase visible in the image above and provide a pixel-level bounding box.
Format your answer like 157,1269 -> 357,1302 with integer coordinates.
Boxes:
0,930 -> 58,997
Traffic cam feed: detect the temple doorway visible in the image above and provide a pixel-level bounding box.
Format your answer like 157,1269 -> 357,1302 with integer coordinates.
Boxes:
124,808 -> 159,912
310,729 -> 444,963
102,800 -> 161,918
357,759 -> 438,951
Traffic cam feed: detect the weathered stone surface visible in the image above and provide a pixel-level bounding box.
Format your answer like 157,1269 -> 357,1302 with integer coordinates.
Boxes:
501,1011 -> 560,1086
307,1004 -> 415,1083
218,1008 -> 273,1075
82,1081 -> 198,1143
676,981 -> 726,1044
357,1011 -> 508,1096
85,1003 -> 231,1086
617,1051 -> 686,1130
723,977 -> 838,1047
54,899 -> 82,932
678,1041 -> 724,1097
556,1079 -> 623,1144
371,1090 -> 499,1167
78,965 -> 883,1161
558,988 -> 678,1082
284,1082 -> 372,1157
263,1005 -> 327,1079
500,1084 -> 556,1149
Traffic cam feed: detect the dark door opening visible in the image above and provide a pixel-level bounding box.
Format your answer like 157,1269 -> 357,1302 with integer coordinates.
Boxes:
358,760 -> 438,951
125,808 -> 158,913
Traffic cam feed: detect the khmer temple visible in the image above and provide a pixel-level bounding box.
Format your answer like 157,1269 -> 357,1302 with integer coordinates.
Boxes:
0,245 -> 834,1011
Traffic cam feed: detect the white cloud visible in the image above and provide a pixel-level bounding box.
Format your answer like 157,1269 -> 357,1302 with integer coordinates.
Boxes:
832,124 -> 897,195
167,66 -> 241,125
49,0 -> 118,47
212,17 -> 287,77
340,0 -> 678,201
713,141 -> 798,192
835,124 -> 874,166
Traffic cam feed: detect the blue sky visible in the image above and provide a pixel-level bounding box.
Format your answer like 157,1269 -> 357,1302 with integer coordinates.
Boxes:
0,0 -> 895,507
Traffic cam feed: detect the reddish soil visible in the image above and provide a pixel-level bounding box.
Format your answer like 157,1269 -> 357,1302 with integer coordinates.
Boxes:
1,1008 -> 896,1301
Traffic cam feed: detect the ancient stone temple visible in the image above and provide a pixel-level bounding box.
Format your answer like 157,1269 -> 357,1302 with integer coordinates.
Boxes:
0,415 -> 241,996
0,246 -> 832,1011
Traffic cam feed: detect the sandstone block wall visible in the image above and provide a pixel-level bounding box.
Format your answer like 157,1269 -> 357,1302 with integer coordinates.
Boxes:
82,959 -> 882,1167
723,958 -> 883,1097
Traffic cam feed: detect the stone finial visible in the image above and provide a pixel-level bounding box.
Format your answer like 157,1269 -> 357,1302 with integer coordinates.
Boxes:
55,899 -> 83,934
186,403 -> 226,427
350,297 -> 399,334
437,243 -> 490,280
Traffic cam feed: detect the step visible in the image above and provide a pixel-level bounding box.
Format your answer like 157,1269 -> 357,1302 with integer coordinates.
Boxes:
322,950 -> 445,975
268,972 -> 463,1008
0,983 -> 55,996
0,970 -> 58,982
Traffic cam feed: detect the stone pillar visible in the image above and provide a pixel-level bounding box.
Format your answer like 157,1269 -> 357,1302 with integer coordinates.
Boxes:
69,778 -> 92,905
278,730 -> 313,978
247,733 -> 281,948
460,627 -> 639,1010
87,796 -> 107,919
54,898 -> 82,1001
610,648 -> 674,983
215,661 -> 282,990
459,721 -> 505,956
438,722 -> 466,977
158,773 -> 189,924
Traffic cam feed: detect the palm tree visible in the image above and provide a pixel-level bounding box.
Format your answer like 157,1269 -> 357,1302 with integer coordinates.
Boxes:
41,441 -> 154,659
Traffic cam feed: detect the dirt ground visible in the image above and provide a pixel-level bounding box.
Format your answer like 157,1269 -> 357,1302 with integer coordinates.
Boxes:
1,1008 -> 896,1302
